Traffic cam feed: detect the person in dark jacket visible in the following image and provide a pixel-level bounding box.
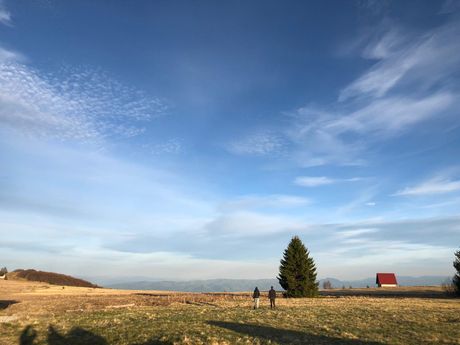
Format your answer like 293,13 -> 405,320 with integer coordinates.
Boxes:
268,286 -> 276,309
252,287 -> 260,309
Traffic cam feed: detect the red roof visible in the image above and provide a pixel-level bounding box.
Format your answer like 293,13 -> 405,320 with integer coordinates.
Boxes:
376,273 -> 397,285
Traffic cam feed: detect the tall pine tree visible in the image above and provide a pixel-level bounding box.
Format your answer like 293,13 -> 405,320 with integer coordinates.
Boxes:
453,248 -> 460,296
278,236 -> 318,297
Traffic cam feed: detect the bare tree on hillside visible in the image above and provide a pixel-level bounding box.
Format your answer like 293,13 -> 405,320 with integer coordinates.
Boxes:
322,280 -> 332,289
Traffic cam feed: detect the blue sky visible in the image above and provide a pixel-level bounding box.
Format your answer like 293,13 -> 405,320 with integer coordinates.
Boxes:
1,0 -> 459,282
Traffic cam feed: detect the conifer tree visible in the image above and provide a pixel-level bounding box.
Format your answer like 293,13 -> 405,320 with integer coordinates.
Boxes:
278,236 -> 318,297
453,248 -> 460,296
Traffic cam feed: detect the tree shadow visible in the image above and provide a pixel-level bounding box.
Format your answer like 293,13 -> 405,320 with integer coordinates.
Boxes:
47,326 -> 107,345
19,325 -> 172,345
0,300 -> 19,310
208,321 -> 383,345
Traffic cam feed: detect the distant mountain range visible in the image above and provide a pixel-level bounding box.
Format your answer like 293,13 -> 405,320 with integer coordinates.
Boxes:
107,279 -> 283,292
319,276 -> 452,289
105,275 -> 451,292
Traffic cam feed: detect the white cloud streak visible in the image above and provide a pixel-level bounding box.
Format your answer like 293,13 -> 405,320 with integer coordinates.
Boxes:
328,92 -> 454,135
204,211 -> 307,237
0,46 -> 22,61
294,176 -> 335,187
336,228 -> 379,239
339,20 -> 460,101
0,0 -> 11,26
335,188 -> 378,217
294,176 -> 361,187
220,194 -> 310,211
395,176 -> 460,196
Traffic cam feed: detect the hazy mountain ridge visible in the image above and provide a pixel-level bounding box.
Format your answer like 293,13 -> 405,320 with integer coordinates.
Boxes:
107,279 -> 283,292
106,275 -> 451,292
320,276 -> 452,289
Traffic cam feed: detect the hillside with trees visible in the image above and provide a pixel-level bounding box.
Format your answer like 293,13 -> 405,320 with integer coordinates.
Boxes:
8,269 -> 99,288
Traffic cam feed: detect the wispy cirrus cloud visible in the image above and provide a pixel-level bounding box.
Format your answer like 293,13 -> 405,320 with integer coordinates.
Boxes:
395,175 -> 460,196
0,46 -> 167,144
142,138 -> 183,155
282,17 -> 460,167
336,187 -> 378,217
227,131 -> 285,156
328,92 -> 454,136
332,215 -> 460,247
220,194 -> 310,212
0,46 -> 23,62
286,107 -> 366,166
339,19 -> 460,101
0,0 -> 11,26
439,0 -> 460,15
294,176 -> 361,187
228,18 -> 460,167
336,228 -> 378,240
204,210 -> 307,237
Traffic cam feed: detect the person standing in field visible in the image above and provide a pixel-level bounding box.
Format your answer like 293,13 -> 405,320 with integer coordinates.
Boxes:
252,287 -> 260,309
268,286 -> 276,309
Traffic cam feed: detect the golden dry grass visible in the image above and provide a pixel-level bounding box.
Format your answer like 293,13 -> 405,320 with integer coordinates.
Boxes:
1,280 -> 459,345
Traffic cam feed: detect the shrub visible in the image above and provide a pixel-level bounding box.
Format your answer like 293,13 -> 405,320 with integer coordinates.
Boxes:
442,279 -> 455,296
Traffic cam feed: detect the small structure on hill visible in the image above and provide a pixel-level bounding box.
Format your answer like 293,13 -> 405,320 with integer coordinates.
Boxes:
376,273 -> 397,287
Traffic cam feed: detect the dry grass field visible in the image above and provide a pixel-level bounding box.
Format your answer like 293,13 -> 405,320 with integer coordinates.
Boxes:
1,280 -> 459,345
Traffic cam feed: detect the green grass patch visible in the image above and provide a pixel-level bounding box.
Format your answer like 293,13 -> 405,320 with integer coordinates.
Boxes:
2,297 -> 460,344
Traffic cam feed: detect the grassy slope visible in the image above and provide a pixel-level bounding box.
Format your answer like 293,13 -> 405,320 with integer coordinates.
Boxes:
8,269 -> 99,288
0,281 -> 459,345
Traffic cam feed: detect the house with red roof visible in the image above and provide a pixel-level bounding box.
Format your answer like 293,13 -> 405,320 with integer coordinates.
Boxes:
376,273 -> 397,287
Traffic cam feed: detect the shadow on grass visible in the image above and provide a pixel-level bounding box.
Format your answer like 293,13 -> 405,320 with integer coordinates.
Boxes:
208,321 -> 383,345
19,326 -> 107,345
19,325 -> 172,345
0,300 -> 19,310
